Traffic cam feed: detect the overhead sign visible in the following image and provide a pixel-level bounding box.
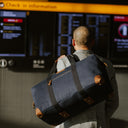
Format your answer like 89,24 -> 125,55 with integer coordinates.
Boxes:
48,0 -> 128,5
0,0 -> 128,15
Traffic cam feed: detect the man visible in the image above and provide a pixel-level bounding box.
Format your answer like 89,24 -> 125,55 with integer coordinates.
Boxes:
56,26 -> 119,128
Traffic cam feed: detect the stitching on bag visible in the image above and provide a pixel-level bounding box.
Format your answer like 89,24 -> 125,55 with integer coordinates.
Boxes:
52,70 -> 71,81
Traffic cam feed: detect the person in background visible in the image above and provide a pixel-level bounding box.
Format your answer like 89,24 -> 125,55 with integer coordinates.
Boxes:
55,26 -> 119,128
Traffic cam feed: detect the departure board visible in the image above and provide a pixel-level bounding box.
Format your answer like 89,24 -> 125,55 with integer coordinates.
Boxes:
86,14 -> 110,57
0,10 -> 128,70
0,11 -> 26,57
57,13 -> 84,56
57,13 -> 110,57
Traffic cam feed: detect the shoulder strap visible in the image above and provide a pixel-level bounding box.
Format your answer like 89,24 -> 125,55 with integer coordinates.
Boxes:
67,55 -> 88,98
72,54 -> 80,62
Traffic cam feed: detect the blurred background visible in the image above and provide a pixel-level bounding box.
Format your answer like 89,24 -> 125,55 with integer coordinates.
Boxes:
0,0 -> 128,127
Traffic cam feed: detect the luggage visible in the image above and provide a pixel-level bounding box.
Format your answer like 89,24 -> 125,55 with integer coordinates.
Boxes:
31,54 -> 113,125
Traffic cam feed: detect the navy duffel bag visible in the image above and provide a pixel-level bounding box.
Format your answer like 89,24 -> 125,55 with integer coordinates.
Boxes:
31,54 -> 113,125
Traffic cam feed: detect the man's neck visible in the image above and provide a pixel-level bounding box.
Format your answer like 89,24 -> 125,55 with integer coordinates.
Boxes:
75,45 -> 89,51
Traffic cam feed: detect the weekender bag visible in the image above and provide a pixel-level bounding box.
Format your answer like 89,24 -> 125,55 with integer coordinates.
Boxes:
31,54 -> 113,125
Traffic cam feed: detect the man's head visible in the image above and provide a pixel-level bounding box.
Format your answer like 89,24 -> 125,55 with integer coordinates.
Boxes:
72,26 -> 90,50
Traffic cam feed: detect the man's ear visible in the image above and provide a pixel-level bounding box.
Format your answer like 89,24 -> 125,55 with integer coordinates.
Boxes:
72,39 -> 75,46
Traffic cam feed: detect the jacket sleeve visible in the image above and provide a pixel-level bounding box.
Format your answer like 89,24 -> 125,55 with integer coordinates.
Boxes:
105,60 -> 119,118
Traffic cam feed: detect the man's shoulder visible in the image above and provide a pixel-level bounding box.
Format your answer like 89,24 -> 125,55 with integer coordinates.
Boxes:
57,55 -> 71,65
57,55 -> 66,60
57,55 -> 71,71
57,55 -> 69,63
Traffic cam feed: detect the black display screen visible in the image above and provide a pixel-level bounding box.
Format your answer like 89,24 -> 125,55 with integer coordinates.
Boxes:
0,11 -> 56,70
0,10 -> 128,70
57,13 -> 128,65
111,15 -> 128,56
0,11 -> 26,57
27,11 -> 56,58
57,13 -> 111,58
